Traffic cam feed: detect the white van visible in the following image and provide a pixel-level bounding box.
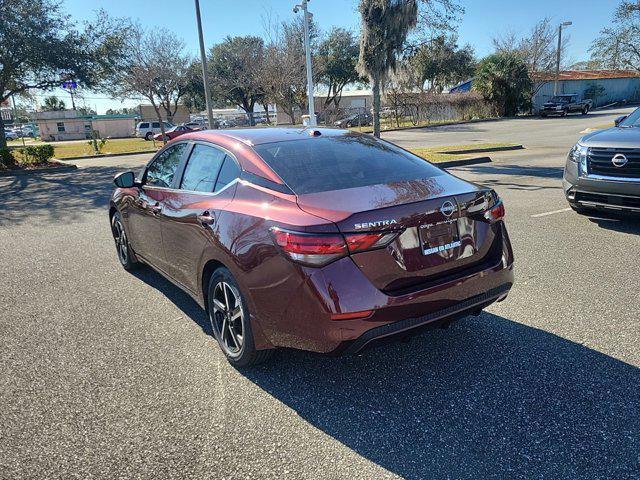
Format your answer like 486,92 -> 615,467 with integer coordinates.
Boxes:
135,121 -> 174,140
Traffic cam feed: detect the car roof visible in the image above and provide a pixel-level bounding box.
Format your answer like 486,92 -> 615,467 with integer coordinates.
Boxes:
178,127 -> 350,146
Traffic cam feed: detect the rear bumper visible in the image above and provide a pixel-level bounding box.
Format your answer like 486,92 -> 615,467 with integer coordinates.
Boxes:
259,222 -> 515,354
563,159 -> 640,212
340,283 -> 512,355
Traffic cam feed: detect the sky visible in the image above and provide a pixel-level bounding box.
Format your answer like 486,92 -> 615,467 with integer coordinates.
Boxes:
47,0 -> 620,113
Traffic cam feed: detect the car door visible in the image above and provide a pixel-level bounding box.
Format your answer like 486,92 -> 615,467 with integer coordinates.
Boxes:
126,142 -> 189,270
160,143 -> 241,293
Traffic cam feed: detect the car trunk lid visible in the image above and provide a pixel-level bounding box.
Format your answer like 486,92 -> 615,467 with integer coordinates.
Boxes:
296,177 -> 500,292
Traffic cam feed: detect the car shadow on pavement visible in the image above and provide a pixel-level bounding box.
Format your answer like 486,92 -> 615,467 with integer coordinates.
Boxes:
586,212 -> 640,235
242,313 -> 639,480
131,267 -> 212,336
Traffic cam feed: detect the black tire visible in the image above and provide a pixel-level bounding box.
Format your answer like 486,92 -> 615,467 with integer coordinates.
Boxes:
207,267 -> 274,367
144,132 -> 153,141
111,211 -> 140,271
561,109 -> 568,117
582,106 -> 590,115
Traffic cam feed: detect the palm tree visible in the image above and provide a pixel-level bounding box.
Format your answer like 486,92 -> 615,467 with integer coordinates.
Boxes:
42,96 -> 66,111
357,0 -> 418,137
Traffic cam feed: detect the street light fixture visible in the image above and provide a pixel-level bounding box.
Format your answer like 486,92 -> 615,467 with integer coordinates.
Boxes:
293,0 -> 316,126
554,21 -> 572,96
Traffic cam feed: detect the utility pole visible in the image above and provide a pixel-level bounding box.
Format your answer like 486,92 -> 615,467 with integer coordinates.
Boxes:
554,21 -> 572,96
194,0 -> 214,129
294,0 -> 316,126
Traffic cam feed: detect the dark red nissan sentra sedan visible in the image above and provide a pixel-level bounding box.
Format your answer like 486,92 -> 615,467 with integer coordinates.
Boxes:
110,128 -> 514,366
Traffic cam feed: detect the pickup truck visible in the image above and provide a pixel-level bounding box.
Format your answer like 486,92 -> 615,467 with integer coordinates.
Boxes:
540,94 -> 593,117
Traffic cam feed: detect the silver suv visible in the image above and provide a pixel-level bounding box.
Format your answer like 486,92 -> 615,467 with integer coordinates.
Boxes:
564,108 -> 640,214
136,121 -> 174,140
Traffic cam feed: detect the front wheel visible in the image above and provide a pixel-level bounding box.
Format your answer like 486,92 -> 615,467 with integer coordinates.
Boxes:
582,106 -> 590,115
207,268 -> 273,367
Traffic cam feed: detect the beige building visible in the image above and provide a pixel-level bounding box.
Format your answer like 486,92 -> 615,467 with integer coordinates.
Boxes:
36,111 -> 137,141
137,104 -> 190,124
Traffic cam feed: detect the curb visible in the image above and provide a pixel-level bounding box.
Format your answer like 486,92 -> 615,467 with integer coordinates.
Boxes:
373,115 -> 527,133
0,160 -> 78,177
55,150 -> 158,161
438,144 -> 524,155
437,156 -> 492,169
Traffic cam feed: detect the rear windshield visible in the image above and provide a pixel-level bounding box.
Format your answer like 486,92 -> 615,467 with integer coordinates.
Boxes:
253,135 -> 443,194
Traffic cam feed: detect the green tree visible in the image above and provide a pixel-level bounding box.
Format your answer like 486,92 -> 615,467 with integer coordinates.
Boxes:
208,36 -> 266,126
317,28 -> 363,108
583,83 -> 606,107
0,0 -> 129,147
42,96 -> 66,111
412,34 -> 475,92
357,0 -> 419,138
590,0 -> 640,71
474,52 -> 532,117
107,26 -> 191,142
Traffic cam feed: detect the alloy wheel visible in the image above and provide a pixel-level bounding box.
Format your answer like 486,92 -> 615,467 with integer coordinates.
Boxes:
112,218 -> 128,265
210,281 -> 244,356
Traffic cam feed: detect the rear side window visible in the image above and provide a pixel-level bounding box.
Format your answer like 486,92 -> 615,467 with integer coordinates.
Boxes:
253,135 -> 442,194
145,143 -> 188,188
214,157 -> 241,192
152,122 -> 160,128
180,145 -> 226,193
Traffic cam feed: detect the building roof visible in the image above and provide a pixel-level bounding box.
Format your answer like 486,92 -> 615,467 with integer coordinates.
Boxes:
532,70 -> 640,82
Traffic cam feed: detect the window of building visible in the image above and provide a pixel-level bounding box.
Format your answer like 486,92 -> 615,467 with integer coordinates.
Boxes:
56,122 -> 65,132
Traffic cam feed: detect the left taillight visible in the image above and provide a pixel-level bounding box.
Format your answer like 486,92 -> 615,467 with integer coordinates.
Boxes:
271,228 -> 399,266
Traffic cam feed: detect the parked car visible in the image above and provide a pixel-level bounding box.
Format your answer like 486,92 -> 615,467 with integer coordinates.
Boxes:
334,113 -> 373,128
11,126 -> 34,137
3,129 -> 18,140
110,128 -> 514,366
136,121 -> 174,140
564,108 -> 640,214
540,94 -> 593,117
153,125 -> 198,142
184,121 -> 207,130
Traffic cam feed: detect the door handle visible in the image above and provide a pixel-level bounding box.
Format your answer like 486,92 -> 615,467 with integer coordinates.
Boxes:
197,211 -> 215,226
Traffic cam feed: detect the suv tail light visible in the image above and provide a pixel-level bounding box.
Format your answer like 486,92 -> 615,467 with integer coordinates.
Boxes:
271,228 -> 399,266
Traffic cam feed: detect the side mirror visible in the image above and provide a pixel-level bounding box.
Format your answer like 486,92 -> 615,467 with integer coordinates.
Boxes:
615,115 -> 627,126
114,171 -> 137,188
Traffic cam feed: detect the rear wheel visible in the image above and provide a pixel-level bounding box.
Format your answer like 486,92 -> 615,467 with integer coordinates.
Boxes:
144,132 -> 153,141
207,267 -> 273,367
582,105 -> 590,115
111,211 -> 140,270
561,109 -> 568,117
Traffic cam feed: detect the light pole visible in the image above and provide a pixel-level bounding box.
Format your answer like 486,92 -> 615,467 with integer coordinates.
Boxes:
294,0 -> 316,126
194,0 -> 214,129
554,21 -> 572,96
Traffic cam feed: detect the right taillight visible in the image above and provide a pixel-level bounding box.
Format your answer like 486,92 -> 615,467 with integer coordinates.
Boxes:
271,228 -> 399,266
484,201 -> 505,223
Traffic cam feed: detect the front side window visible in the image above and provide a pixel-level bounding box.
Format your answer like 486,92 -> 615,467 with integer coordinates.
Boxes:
145,143 -> 188,188
139,123 -> 149,129
180,144 -> 226,193
620,108 -> 640,127
253,135 -> 443,194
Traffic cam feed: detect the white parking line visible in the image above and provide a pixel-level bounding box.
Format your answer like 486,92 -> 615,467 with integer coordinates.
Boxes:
531,207 -> 572,218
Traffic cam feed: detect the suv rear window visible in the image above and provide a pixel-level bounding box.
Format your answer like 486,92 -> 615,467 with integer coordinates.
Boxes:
253,135 -> 442,194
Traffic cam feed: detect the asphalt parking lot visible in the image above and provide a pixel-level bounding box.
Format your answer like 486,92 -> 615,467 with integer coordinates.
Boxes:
1,110 -> 639,479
